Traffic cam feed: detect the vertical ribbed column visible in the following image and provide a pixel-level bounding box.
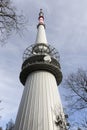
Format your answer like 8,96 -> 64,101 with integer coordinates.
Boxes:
14,71 -> 63,130
35,25 -> 47,44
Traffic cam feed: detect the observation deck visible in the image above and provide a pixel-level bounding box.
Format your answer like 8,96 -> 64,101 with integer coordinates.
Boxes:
20,43 -> 62,85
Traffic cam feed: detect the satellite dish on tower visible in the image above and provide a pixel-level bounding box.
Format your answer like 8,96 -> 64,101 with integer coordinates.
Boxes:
44,55 -> 51,62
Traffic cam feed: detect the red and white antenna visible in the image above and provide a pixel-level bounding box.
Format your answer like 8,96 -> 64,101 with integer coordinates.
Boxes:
38,9 -> 44,24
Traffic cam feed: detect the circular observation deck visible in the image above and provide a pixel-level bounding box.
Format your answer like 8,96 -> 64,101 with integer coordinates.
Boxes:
20,43 -> 62,85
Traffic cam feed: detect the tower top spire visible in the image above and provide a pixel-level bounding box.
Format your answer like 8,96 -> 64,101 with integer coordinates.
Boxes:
38,9 -> 44,26
39,9 -> 44,18
35,9 -> 47,44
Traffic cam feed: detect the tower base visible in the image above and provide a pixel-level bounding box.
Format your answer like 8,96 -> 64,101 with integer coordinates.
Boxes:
14,71 -> 64,130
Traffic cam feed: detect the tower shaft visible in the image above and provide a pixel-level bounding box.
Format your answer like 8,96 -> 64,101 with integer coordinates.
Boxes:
14,71 -> 63,130
35,25 -> 47,44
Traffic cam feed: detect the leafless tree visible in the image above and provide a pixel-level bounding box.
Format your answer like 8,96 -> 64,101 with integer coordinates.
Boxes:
6,119 -> 14,130
0,127 -> 3,130
81,116 -> 87,129
77,128 -> 82,130
0,0 -> 25,44
63,68 -> 87,129
64,68 -> 87,111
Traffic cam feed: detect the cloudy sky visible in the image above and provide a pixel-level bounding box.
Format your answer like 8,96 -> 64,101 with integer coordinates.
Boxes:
0,0 -> 87,129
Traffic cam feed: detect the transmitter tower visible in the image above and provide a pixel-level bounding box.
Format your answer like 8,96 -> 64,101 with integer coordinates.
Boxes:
14,9 -> 66,130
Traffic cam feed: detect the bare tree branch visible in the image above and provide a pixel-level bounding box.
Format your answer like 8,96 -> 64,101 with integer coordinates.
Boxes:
63,69 -> 87,130
0,0 -> 26,44
63,68 -> 87,112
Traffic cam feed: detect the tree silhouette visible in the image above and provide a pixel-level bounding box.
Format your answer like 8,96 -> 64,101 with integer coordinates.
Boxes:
6,119 -> 14,130
64,68 -> 87,129
0,127 -> 3,130
0,0 -> 25,44
64,68 -> 87,111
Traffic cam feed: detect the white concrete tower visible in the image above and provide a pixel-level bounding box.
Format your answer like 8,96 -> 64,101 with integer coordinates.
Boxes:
14,9 -> 66,130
